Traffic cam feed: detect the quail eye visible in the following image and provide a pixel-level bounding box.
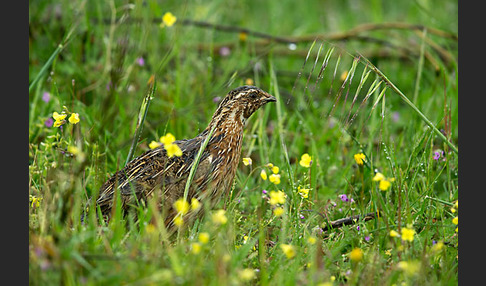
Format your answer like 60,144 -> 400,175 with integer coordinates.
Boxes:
249,92 -> 258,99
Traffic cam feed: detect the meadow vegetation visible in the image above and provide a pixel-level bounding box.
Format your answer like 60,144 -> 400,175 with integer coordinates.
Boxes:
29,0 -> 458,284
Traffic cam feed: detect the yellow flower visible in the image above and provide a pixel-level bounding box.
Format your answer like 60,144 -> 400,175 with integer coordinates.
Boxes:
68,113 -> 80,124
242,157 -> 252,166
212,209 -> 228,225
244,78 -> 254,86
452,217 -> 458,225
307,236 -> 317,245
52,111 -> 67,127
340,70 -> 349,81
397,260 -> 421,276
161,12 -> 177,28
273,207 -> 284,217
53,111 -> 66,121
238,268 -> 255,281
269,190 -> 286,205
271,166 -> 279,174
173,198 -> 190,215
173,215 -> 184,227
349,248 -> 363,262
280,244 -> 295,259
299,153 -> 312,168
354,153 -> 366,166
379,179 -> 391,191
260,169 -> 267,180
198,232 -> 210,244
265,163 -> 274,168
384,249 -> 392,256
67,145 -> 80,155
431,241 -> 444,253
298,186 -> 309,199
238,32 -> 248,42
454,200 -> 458,209
191,242 -> 201,254
145,223 -> 156,234
30,195 -> 42,208
269,174 -> 281,185
191,198 -> 201,211
389,230 -> 399,237
401,227 -> 415,242
160,133 -> 176,145
149,140 -> 161,149
164,143 -> 182,158
372,172 -> 385,181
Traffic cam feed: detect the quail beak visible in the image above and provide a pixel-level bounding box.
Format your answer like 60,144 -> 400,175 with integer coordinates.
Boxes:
264,94 -> 277,103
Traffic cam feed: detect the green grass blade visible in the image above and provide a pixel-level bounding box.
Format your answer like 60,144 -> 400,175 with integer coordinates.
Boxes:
362,56 -> 458,154
125,77 -> 156,165
183,125 -> 217,202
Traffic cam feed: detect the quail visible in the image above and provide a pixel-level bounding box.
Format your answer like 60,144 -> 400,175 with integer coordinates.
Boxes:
89,86 -> 276,230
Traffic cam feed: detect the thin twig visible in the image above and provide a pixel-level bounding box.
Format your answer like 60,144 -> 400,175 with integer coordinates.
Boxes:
321,212 -> 378,232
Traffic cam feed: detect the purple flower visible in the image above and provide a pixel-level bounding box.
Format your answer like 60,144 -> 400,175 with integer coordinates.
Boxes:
262,189 -> 268,195
219,46 -> 231,57
392,111 -> 400,122
433,150 -> 444,161
365,236 -> 371,242
300,214 -> 305,219
42,92 -> 50,103
136,57 -> 145,66
44,118 -> 53,127
339,194 -> 349,202
213,96 -> 221,104
356,226 -> 360,231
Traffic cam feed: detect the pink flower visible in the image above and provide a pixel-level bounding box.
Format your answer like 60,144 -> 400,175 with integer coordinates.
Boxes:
42,92 -> 51,103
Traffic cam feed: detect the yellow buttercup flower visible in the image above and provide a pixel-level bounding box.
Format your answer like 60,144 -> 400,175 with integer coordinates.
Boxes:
164,143 -> 182,158
372,172 -> 385,181
161,12 -> 177,28
149,140 -> 161,149
401,227 -> 415,242
271,166 -> 279,174
191,242 -> 201,254
452,217 -> 458,225
53,111 -> 66,121
379,179 -> 391,191
191,198 -> 201,211
349,248 -> 363,262
269,174 -> 281,185
273,207 -> 284,217
238,268 -> 256,281
431,241 -> 444,253
280,244 -> 295,259
173,198 -> 190,215
307,236 -> 317,245
30,195 -> 42,208
299,153 -> 312,168
160,133 -> 176,145
173,215 -> 184,227
68,113 -> 80,124
298,186 -> 309,199
397,260 -> 421,276
269,190 -> 286,205
198,232 -> 210,244
354,153 -> 366,166
242,157 -> 252,166
260,169 -> 268,180
212,209 -> 228,225
389,230 -> 399,237
52,111 -> 67,127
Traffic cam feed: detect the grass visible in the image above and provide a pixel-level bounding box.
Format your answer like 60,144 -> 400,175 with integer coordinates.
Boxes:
29,0 -> 458,285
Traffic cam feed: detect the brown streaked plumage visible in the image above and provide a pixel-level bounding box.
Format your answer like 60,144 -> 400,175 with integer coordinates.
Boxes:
89,86 -> 275,230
